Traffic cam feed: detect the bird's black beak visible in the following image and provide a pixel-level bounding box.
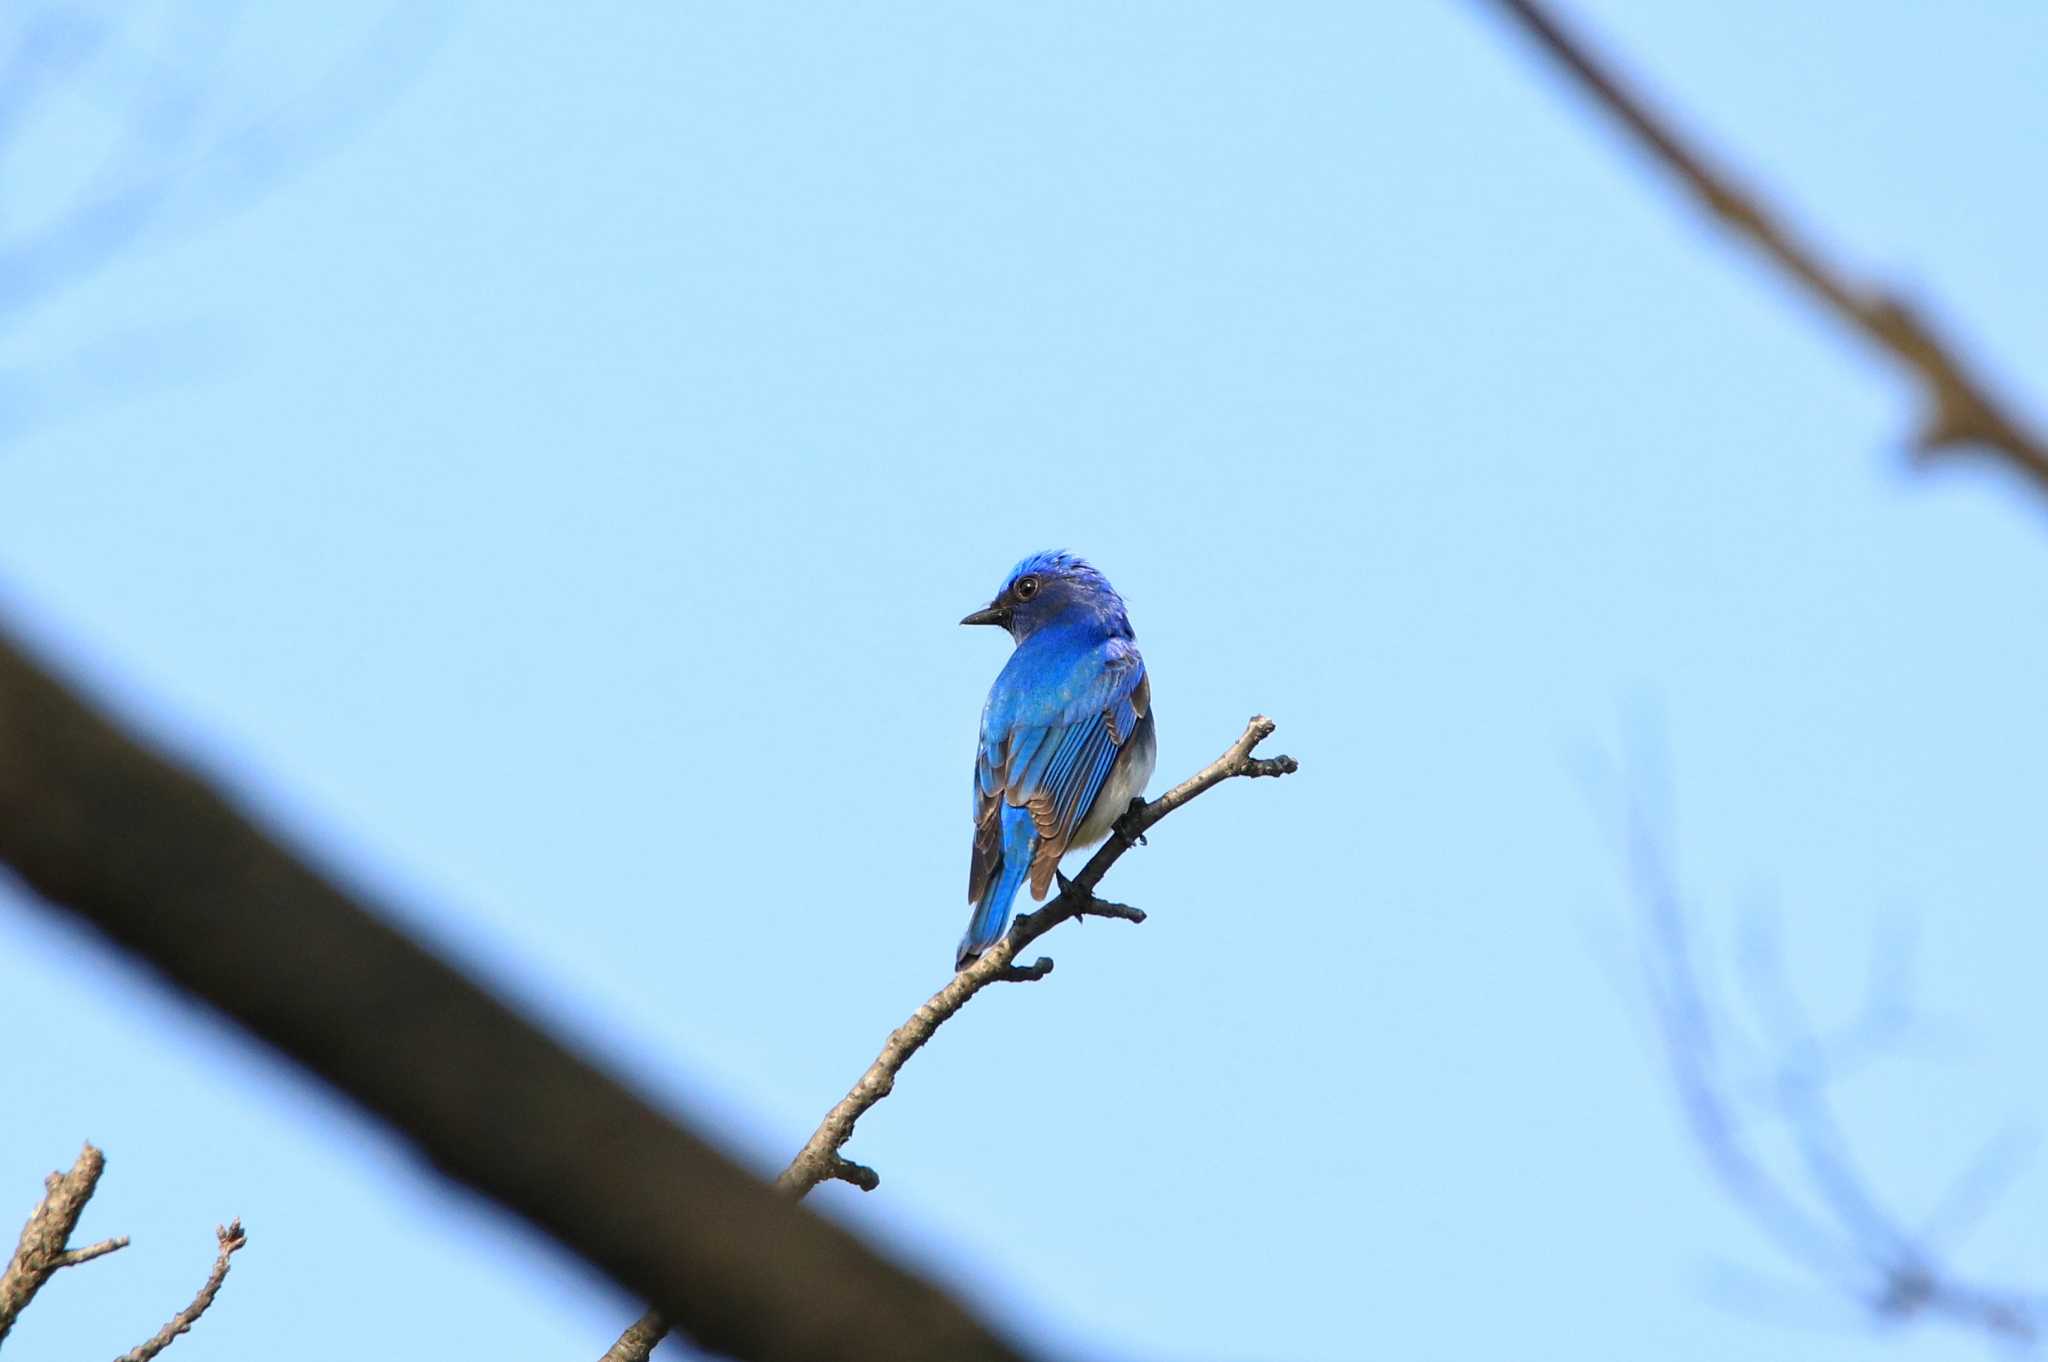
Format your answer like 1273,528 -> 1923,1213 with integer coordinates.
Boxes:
959,604 -> 1011,628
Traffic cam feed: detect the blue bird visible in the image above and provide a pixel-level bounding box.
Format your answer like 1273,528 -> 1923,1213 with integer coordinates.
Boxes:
956,552 -> 1156,969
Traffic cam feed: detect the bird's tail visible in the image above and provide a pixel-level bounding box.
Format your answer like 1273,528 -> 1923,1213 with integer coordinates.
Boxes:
957,858 -> 1029,971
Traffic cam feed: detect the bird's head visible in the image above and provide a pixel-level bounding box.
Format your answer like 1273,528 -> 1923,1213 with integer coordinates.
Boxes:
960,550 -> 1132,642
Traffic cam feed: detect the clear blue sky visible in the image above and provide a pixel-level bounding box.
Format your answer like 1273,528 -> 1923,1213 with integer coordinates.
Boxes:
4,4 -> 2046,1359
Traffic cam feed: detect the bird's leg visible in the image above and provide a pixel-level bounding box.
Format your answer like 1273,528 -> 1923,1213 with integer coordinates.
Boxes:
1055,870 -> 1083,923
1114,798 -> 1149,849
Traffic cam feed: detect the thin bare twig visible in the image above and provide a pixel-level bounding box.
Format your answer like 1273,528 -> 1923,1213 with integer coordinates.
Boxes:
782,715 -> 1296,1198
1480,0 -> 2048,494
0,1143 -> 128,1342
112,1220 -> 247,1362
51,1236 -> 128,1268
602,717 -> 1300,1360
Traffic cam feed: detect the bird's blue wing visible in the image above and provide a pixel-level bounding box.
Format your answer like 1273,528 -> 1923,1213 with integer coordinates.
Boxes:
969,637 -> 1148,907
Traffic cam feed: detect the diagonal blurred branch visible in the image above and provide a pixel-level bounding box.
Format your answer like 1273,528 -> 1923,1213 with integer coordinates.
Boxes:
0,621 -> 1028,1362
602,718 -> 1300,1359
1479,0 -> 2048,494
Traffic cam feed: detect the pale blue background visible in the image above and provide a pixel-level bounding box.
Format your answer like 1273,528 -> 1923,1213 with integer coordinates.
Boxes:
2,4 -> 2045,1359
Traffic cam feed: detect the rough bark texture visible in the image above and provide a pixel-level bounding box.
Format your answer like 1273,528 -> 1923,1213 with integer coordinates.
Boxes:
0,1144 -> 126,1343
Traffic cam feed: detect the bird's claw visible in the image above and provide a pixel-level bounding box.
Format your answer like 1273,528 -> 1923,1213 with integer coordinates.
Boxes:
1054,870 -> 1084,922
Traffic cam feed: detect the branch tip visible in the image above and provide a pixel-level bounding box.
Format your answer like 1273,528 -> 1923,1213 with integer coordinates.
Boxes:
1078,899 -> 1145,924
824,1158 -> 880,1193
52,1235 -> 129,1268
996,958 -> 1054,983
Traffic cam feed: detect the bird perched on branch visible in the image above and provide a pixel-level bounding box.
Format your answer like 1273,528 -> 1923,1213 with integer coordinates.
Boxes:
957,552 -> 1156,970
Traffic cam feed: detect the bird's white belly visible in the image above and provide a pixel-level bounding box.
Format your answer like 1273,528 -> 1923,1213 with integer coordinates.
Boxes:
1070,721 -> 1157,850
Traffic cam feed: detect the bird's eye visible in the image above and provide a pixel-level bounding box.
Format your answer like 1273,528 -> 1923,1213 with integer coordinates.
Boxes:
1014,576 -> 1039,601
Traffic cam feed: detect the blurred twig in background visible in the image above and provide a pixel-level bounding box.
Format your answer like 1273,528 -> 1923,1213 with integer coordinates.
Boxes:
1616,771 -> 2044,1345
1479,0 -> 2048,495
0,2 -> 439,438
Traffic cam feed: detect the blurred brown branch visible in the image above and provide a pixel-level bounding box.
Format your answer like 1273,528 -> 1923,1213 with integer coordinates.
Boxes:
1480,0 -> 2048,493
603,718 -> 1300,1360
0,622 -> 1025,1362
